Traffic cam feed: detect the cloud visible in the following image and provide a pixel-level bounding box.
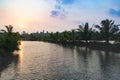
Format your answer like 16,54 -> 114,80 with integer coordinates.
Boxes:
50,0 -> 74,19
50,0 -> 69,19
109,8 -> 120,17
50,10 -> 66,19
51,10 -> 60,16
1,0 -> 120,32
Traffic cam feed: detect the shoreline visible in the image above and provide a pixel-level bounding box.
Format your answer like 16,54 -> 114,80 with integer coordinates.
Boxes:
45,41 -> 120,53
22,40 -> 120,53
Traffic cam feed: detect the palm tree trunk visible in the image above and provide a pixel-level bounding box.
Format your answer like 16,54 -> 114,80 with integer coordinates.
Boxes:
85,40 -> 88,43
106,39 -> 109,43
106,35 -> 109,43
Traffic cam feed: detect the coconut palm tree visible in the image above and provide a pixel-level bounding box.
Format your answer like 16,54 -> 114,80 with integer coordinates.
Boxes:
1,25 -> 13,35
0,25 -> 20,51
95,19 -> 120,43
71,29 -> 75,42
77,22 -> 93,43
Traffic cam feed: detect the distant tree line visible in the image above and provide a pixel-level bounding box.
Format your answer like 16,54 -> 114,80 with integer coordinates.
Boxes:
21,19 -> 120,43
0,25 -> 20,52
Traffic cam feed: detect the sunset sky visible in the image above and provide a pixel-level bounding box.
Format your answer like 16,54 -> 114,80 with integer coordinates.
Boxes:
0,0 -> 120,33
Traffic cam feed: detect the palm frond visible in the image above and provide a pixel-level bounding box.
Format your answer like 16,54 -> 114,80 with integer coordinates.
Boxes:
1,29 -> 7,33
78,25 -> 84,32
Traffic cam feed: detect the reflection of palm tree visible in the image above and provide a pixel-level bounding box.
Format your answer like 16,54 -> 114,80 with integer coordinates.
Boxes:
1,25 -> 13,35
95,19 -> 120,43
78,22 -> 93,43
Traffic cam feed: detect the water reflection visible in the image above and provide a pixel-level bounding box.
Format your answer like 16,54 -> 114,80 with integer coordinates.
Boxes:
0,41 -> 120,79
98,50 -> 120,80
59,44 -> 120,80
0,53 -> 19,78
0,42 -> 23,79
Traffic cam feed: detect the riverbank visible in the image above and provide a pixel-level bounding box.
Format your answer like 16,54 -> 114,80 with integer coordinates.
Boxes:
22,40 -> 120,52
47,41 -> 120,53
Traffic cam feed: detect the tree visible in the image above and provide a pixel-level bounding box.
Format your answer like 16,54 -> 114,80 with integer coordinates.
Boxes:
77,22 -> 93,43
0,25 -> 20,51
1,25 -> 13,35
61,31 -> 70,42
70,29 -> 76,42
95,19 -> 120,43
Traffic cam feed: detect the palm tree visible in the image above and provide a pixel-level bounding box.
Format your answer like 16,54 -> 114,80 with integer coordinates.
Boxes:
0,25 -> 20,51
1,25 -> 13,35
95,19 -> 120,43
77,22 -> 93,43
71,29 -> 75,42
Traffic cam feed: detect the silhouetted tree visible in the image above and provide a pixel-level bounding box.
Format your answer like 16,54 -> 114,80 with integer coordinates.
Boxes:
91,30 -> 101,42
95,19 -> 120,43
1,25 -> 13,35
77,22 -> 93,43
0,25 -> 20,51
71,29 -> 75,42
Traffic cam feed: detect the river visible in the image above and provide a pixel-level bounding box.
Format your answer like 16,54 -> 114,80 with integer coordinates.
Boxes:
0,41 -> 120,80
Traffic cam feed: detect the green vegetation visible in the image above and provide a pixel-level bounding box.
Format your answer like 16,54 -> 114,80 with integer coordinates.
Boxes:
0,25 -> 20,52
0,19 -> 119,53
95,19 -> 120,43
77,22 -> 93,43
21,19 -> 120,44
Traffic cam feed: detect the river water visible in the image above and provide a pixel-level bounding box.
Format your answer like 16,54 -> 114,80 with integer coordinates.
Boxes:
0,41 -> 120,80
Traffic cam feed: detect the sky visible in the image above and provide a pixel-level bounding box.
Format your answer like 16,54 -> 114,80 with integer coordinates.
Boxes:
0,0 -> 120,33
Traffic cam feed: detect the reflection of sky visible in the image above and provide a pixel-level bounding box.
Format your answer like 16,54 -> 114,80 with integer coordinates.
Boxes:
0,0 -> 120,32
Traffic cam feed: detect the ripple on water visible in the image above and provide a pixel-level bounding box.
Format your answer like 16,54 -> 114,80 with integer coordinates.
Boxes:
0,41 -> 120,80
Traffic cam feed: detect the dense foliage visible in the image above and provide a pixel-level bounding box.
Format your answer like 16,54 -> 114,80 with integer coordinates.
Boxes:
0,25 -> 20,52
21,19 -> 120,43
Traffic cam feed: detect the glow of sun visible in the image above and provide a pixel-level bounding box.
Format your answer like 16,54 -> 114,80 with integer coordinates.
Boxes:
19,24 -> 24,28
